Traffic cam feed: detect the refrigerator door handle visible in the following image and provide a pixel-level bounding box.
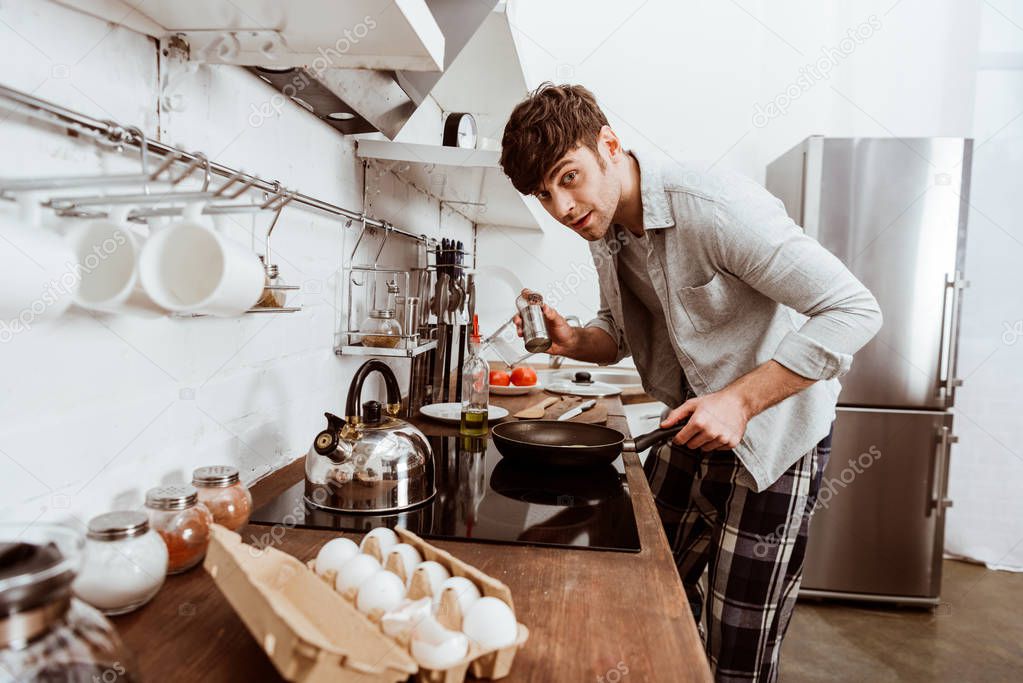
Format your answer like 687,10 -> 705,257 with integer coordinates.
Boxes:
938,271 -> 968,406
931,426 -> 956,514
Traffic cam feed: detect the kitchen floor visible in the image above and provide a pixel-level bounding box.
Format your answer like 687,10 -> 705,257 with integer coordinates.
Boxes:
783,559 -> 1023,682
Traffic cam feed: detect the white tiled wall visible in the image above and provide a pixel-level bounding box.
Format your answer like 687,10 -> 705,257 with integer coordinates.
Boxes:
0,1 -> 472,526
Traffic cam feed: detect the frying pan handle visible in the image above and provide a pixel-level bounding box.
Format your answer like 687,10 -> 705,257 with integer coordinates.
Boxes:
624,421 -> 688,453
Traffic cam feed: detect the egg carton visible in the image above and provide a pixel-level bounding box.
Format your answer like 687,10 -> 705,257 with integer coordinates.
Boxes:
307,527 -> 529,682
204,525 -> 415,683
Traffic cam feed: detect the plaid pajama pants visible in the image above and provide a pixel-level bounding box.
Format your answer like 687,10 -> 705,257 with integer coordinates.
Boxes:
644,427 -> 832,682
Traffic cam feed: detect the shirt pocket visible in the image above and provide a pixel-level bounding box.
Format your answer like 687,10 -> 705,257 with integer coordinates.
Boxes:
677,272 -> 739,333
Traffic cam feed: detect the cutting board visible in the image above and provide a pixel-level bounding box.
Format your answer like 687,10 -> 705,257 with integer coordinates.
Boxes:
543,396 -> 608,424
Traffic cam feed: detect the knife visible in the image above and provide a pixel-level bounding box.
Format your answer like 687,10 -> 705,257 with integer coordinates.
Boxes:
557,399 -> 597,421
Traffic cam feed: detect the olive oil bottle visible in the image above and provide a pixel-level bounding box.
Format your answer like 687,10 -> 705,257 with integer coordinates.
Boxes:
460,315 -> 489,437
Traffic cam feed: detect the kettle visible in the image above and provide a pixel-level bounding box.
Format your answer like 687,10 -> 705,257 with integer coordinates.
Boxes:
304,360 -> 435,513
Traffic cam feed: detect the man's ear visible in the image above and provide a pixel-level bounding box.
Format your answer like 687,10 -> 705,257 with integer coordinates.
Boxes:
599,125 -> 622,160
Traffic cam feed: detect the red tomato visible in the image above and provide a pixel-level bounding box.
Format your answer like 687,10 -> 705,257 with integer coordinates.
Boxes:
489,370 -> 511,386
510,367 -> 538,386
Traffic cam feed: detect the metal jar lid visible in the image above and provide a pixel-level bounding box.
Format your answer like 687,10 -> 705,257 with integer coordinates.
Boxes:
369,309 -> 395,319
86,511 -> 150,541
144,485 -> 199,511
192,465 -> 240,488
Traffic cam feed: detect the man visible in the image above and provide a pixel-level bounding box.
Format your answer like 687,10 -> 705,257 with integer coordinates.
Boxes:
500,84 -> 882,682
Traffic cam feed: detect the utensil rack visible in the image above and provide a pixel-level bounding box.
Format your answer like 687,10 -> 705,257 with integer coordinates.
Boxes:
336,266 -> 428,353
0,83 -> 442,248
0,82 -> 472,323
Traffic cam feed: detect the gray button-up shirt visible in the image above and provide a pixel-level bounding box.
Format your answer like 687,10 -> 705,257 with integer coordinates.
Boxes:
586,150 -> 882,491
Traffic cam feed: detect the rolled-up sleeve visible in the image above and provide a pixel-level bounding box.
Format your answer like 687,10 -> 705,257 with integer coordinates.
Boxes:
710,183 -> 883,381
585,288 -> 631,366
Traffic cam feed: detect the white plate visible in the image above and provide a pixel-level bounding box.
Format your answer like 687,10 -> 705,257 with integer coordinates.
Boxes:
490,379 -> 543,395
546,380 -> 622,397
419,403 -> 510,424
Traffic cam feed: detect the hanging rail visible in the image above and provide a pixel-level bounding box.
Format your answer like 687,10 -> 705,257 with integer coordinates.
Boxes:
0,83 -> 436,245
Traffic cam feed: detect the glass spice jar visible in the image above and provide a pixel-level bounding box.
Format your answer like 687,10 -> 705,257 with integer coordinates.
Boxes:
72,511 -> 168,615
144,485 -> 212,575
359,309 -> 402,348
0,523 -> 140,682
191,465 -> 252,531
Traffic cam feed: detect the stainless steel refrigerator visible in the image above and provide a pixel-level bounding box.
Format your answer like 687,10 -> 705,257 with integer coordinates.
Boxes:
766,136 -> 971,605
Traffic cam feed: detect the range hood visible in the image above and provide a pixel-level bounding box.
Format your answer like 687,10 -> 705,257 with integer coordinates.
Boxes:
249,0 -> 530,140
267,0 -> 498,139
54,0 -> 505,139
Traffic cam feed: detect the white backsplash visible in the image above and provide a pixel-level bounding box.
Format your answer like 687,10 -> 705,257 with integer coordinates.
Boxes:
0,1 -> 472,526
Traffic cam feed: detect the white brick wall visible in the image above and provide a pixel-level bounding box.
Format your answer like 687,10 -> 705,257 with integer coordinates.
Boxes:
0,1 -> 472,526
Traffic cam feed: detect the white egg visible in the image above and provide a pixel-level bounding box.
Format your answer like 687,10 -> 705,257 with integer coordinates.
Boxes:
411,560 -> 451,596
411,615 -> 469,669
334,553 -> 381,594
385,543 -> 422,580
314,538 -> 360,577
356,570 -> 406,615
381,597 -> 432,640
462,597 -> 517,650
436,576 -> 481,615
360,527 -> 399,556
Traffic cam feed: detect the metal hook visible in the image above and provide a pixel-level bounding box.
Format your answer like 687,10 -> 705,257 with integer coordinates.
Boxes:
260,180 -> 296,211
124,126 -> 150,195
168,154 -> 206,186
372,222 -> 391,268
264,187 -> 296,266
196,153 -> 211,192
212,169 -> 245,198
348,214 -> 368,262
226,173 -> 259,200
148,151 -> 182,182
260,180 -> 281,208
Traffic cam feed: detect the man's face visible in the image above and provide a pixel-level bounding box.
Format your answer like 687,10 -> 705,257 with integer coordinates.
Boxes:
535,143 -> 621,241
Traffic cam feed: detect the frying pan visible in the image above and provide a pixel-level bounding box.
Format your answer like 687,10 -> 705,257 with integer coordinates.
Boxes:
491,419 -> 687,468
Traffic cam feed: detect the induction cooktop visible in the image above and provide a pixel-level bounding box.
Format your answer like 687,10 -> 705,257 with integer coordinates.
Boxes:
248,435 -> 641,553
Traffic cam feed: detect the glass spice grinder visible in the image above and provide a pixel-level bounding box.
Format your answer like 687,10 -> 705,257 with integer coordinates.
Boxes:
515,291 -> 552,353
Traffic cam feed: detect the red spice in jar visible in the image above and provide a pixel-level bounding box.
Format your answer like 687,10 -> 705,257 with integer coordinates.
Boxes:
144,485 -> 213,574
192,466 -> 252,531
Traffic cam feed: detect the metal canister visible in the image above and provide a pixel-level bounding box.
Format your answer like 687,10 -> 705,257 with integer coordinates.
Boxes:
404,296 -> 420,339
516,291 -> 552,353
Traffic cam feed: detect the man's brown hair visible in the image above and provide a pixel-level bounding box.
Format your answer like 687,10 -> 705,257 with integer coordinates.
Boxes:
500,83 -> 609,195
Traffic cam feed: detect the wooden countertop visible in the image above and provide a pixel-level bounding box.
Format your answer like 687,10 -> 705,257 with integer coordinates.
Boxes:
113,393 -> 710,682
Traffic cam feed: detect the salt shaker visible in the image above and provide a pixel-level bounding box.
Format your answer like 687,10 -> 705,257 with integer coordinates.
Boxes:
73,511 -> 168,615
515,291 -> 552,353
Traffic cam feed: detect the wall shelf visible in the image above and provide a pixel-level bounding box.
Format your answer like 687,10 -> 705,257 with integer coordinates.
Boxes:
356,140 -> 545,231
335,339 -> 438,358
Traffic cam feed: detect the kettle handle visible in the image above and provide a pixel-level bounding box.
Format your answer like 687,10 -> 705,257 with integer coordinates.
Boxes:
345,360 -> 402,421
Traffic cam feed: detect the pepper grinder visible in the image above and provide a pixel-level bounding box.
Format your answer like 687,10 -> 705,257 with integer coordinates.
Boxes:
515,291 -> 552,353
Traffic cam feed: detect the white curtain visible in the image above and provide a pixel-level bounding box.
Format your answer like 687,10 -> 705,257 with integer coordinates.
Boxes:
945,12 -> 1023,570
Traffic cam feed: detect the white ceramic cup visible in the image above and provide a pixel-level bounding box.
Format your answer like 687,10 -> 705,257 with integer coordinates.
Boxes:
139,202 -> 265,316
0,193 -> 78,338
64,206 -> 163,316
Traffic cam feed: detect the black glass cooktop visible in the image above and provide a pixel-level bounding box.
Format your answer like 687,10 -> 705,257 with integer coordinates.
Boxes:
249,435 -> 641,553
